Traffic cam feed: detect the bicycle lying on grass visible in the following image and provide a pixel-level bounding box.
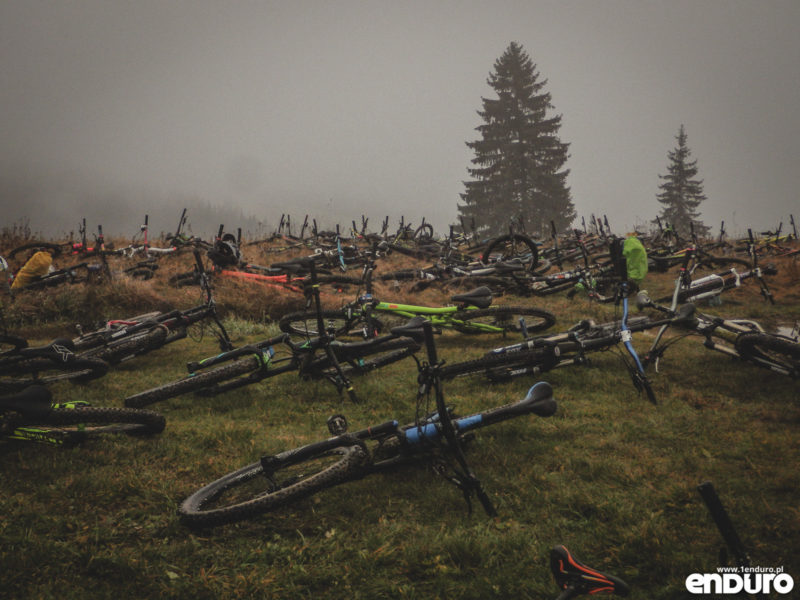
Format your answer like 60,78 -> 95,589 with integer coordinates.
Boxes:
0,334 -> 108,392
434,238 -> 666,403
125,259 -> 420,407
636,291 -> 799,379
278,260 -> 556,339
0,385 -> 165,445
651,228 -> 775,306
177,319 -> 557,528
635,238 -> 796,378
73,251 -> 233,366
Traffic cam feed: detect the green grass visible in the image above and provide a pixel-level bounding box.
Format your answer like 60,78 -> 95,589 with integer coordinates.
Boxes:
2,260 -> 799,599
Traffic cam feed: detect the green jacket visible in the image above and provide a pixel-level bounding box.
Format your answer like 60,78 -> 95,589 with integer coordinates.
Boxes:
623,236 -> 648,284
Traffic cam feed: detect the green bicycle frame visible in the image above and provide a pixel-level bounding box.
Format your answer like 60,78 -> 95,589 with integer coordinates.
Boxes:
368,302 -> 496,332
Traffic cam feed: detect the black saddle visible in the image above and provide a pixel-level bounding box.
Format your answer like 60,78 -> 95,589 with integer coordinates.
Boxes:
449,286 -> 492,309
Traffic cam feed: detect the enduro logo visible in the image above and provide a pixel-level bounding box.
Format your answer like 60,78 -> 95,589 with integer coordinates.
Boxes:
686,566 -> 794,595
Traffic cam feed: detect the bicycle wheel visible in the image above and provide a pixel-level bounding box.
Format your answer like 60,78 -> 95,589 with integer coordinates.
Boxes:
72,312 -> 165,352
179,444 -> 367,528
481,234 -> 539,271
440,276 -> 524,296
7,406 -> 166,445
450,306 -> 556,335
79,326 -> 168,365
124,354 -> 263,407
278,310 -> 361,338
414,222 -> 435,240
734,333 -> 800,377
0,356 -> 109,391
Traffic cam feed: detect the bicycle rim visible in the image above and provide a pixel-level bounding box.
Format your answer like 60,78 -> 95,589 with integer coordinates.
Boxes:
450,307 -> 555,336
734,333 -> 800,377
179,445 -> 366,528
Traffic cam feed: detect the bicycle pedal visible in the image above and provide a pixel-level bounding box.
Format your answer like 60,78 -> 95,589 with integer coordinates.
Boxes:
326,414 -> 348,435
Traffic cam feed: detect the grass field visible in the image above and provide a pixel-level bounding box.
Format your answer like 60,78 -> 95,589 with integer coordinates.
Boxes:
1,243 -> 798,599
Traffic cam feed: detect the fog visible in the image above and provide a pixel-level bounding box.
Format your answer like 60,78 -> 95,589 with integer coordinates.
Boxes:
2,0 -> 798,239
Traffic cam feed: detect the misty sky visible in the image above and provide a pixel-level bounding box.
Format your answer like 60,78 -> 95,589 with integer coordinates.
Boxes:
1,0 -> 798,238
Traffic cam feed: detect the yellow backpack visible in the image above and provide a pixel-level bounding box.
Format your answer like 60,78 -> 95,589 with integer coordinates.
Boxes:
11,251 -> 53,289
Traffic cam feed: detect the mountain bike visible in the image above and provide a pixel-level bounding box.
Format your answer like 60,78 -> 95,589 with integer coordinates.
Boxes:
1,385 -> 165,446
124,260 -> 420,407
647,225 -> 754,275
550,545 -> 630,599
6,219 -> 104,261
651,229 -> 775,305
278,260 -> 555,339
636,291 -> 799,378
0,334 -> 108,392
437,238 -> 666,403
177,319 -> 557,528
635,233 -> 795,378
12,257 -> 111,291
73,251 -> 233,365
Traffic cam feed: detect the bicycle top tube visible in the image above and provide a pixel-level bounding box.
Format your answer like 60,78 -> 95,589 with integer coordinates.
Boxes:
403,381 -> 555,445
374,302 -> 458,316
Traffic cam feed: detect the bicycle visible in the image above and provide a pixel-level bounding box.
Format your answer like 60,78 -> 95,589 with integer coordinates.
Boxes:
278,260 -> 556,339
636,290 -> 799,379
651,228 -> 775,305
436,238 -> 666,403
8,254 -> 111,292
177,319 -> 557,528
124,259 -> 420,407
73,251 -> 233,366
0,334 -> 108,392
1,385 -> 165,445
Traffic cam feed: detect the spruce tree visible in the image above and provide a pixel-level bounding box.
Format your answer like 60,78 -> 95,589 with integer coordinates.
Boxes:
655,125 -> 710,239
458,42 -> 574,238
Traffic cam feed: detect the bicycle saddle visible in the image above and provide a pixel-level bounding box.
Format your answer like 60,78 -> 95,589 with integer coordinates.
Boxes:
521,381 -> 557,417
389,316 -> 429,341
0,385 -> 53,417
550,545 -> 630,597
450,286 -> 492,309
23,338 -> 76,360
